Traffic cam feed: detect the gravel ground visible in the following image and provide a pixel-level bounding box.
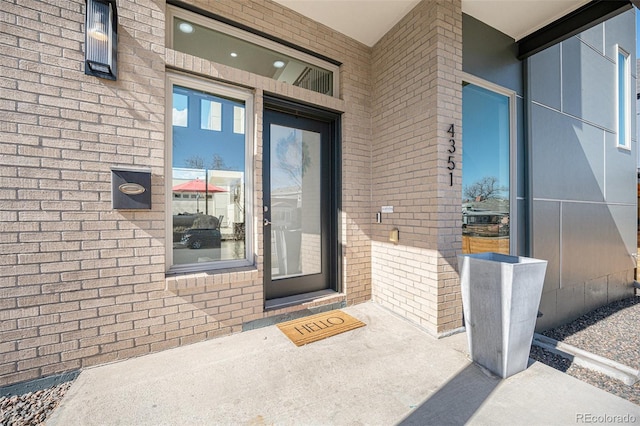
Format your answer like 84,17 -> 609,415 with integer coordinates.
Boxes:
0,381 -> 73,426
529,295 -> 640,406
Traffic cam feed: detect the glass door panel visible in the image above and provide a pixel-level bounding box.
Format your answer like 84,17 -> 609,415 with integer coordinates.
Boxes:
270,125 -> 322,279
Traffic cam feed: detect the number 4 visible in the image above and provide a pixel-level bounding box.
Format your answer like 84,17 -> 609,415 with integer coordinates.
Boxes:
447,124 -> 455,137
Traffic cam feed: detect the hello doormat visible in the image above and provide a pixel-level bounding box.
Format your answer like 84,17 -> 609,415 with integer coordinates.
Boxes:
277,310 -> 366,346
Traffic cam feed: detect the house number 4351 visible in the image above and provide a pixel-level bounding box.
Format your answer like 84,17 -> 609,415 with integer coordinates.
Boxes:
446,124 -> 456,186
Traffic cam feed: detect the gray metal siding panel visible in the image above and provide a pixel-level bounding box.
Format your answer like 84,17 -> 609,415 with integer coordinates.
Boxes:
517,96 -> 526,199
604,10 -> 637,69
561,202 -> 635,286
532,200 -> 560,291
530,104 -> 605,202
577,24 -> 604,55
529,44 -> 561,110
561,37 -> 616,132
517,198 -> 526,256
604,131 -> 637,204
529,9 -> 636,330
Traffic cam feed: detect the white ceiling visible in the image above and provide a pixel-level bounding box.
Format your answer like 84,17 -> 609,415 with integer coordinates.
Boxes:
273,0 -> 590,47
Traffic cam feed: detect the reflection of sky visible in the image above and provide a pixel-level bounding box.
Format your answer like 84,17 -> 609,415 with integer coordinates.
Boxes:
172,86 -> 245,171
462,84 -> 510,199
619,51 -> 627,146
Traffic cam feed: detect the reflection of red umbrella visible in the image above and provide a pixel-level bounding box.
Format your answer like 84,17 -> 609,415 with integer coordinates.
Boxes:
172,178 -> 226,215
172,178 -> 226,193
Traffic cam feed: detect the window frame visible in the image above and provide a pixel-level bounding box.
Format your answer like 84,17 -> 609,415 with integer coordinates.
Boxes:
616,45 -> 631,150
165,72 -> 255,274
166,4 -> 340,97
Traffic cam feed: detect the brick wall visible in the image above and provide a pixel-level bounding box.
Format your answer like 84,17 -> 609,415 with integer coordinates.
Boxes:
0,0 -> 372,386
370,0 -> 463,335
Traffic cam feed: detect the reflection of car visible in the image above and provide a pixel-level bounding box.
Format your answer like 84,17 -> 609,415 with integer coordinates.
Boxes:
180,228 -> 221,249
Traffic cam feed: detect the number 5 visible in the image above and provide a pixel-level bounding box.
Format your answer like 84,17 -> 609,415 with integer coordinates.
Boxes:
447,156 -> 455,170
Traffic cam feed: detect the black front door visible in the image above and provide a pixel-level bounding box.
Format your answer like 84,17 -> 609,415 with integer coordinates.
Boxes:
263,103 -> 338,300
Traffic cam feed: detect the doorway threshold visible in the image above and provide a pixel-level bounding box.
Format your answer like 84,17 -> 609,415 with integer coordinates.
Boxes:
265,289 -> 342,311
244,290 -> 345,332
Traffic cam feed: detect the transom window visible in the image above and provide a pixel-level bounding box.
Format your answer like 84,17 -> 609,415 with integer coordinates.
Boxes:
166,5 -> 339,97
166,73 -> 253,273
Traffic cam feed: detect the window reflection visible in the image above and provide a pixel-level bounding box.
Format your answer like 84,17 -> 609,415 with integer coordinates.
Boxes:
171,86 -> 246,266
462,83 -> 510,255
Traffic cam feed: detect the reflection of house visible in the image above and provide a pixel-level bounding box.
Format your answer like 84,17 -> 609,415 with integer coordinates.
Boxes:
462,210 -> 509,237
271,186 -> 301,228
462,199 -> 509,237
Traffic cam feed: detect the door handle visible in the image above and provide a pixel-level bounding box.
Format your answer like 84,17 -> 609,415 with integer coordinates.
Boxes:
264,218 -> 271,226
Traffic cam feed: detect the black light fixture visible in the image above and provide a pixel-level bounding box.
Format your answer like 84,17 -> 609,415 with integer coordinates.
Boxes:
85,0 -> 118,80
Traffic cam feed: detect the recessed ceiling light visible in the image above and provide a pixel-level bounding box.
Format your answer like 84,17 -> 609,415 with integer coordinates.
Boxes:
179,22 -> 194,34
273,60 -> 285,68
230,52 -> 238,58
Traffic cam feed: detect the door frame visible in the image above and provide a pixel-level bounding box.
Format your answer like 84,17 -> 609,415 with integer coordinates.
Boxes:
262,95 -> 342,305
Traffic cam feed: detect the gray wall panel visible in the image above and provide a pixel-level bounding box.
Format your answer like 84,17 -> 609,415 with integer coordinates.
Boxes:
577,24 -> 603,55
532,200 -> 560,291
562,37 -> 615,132
604,131 -> 637,204
535,290 -> 557,332
607,270 -> 636,302
462,14 -> 522,95
531,104 -> 605,201
529,44 -> 561,110
555,284 -> 587,324
517,198 -> 526,256
561,203 -> 634,286
604,10 -> 637,72
608,204 -> 637,259
584,276 -> 608,312
517,96 -> 525,198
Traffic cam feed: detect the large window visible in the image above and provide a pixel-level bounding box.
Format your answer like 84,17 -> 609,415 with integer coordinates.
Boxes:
462,79 -> 515,255
167,74 -> 253,272
166,5 -> 339,97
617,46 -> 630,149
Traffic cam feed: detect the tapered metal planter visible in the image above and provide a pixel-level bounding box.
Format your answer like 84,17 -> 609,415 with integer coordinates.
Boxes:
458,252 -> 547,378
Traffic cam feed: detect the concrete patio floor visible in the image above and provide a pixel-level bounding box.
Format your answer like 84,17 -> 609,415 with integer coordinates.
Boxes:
48,302 -> 640,425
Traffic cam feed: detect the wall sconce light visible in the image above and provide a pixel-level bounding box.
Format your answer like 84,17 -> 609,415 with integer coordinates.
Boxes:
85,0 -> 118,80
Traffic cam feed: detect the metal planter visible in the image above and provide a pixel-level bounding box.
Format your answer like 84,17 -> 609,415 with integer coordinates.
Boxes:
458,252 -> 547,378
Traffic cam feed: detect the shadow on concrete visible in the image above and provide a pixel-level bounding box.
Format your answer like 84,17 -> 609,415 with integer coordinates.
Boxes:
399,362 -> 501,425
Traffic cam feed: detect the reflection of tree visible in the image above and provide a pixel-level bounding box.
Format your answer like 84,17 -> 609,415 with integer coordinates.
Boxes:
184,154 -> 234,171
464,176 -> 507,201
184,155 -> 205,169
276,132 -> 310,187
